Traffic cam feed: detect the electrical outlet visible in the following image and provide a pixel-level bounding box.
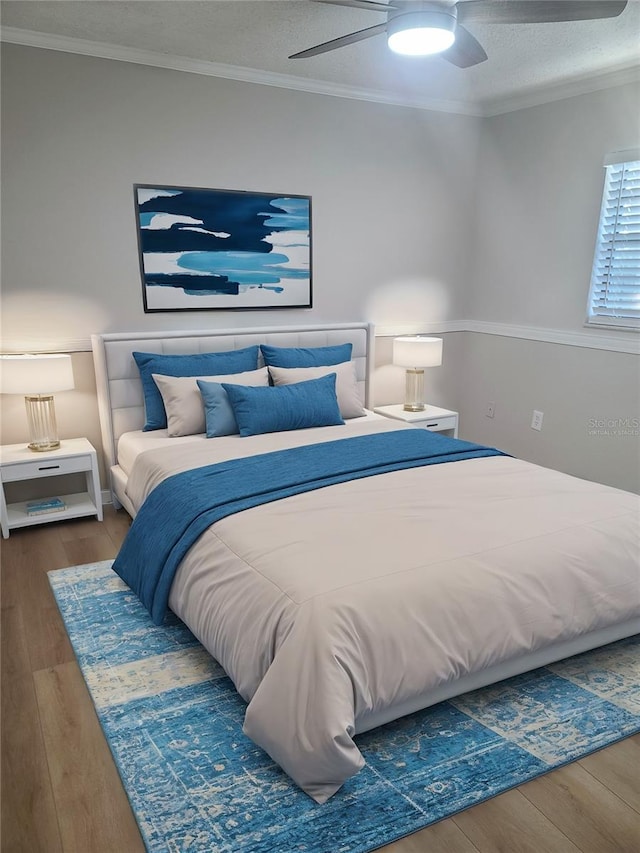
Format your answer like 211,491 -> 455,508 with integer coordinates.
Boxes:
486,401 -> 496,419
531,410 -> 544,431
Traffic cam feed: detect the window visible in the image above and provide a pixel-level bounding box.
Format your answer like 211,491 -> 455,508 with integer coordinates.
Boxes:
587,153 -> 640,330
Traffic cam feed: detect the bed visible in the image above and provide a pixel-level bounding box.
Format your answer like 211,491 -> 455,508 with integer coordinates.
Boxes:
92,323 -> 640,803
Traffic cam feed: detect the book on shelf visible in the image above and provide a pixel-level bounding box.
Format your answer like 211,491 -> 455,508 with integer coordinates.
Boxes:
26,497 -> 67,516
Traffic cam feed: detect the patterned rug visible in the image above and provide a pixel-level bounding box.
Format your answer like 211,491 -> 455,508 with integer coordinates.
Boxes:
49,561 -> 640,853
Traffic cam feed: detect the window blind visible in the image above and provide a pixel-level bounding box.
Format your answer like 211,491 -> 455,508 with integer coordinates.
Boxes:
587,158 -> 640,329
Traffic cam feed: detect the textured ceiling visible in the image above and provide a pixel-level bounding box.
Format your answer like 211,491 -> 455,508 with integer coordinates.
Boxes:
2,0 -> 639,112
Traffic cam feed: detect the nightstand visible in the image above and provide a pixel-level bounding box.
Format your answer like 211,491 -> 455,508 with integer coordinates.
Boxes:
0,438 -> 103,538
374,404 -> 459,438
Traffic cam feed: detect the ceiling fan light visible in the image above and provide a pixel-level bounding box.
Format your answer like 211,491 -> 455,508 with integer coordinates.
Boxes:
388,26 -> 455,55
387,10 -> 456,57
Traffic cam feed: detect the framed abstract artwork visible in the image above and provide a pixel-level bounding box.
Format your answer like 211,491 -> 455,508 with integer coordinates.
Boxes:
134,184 -> 312,312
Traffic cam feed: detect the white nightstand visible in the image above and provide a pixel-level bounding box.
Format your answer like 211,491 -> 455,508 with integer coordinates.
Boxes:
0,438 -> 103,538
374,404 -> 459,438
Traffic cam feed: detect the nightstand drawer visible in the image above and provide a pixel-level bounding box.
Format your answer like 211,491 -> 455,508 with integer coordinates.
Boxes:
417,416 -> 458,433
1,454 -> 91,483
373,404 -> 459,437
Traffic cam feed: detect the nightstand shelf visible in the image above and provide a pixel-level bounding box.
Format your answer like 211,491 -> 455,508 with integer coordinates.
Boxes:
1,438 -> 103,538
374,404 -> 459,437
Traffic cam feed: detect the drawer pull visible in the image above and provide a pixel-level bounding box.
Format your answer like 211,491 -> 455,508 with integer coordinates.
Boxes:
426,423 -> 439,428
38,465 -> 61,471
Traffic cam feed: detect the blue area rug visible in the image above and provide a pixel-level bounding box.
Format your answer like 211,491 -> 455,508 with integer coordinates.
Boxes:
49,561 -> 640,853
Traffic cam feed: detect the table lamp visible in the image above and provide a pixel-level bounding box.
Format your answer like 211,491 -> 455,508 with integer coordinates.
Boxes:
0,354 -> 75,451
393,336 -> 443,412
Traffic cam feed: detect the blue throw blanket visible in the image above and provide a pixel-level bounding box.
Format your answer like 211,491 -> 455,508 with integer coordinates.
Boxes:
113,429 -> 506,624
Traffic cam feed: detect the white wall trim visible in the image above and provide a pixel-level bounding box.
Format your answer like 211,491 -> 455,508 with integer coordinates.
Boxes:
481,64 -> 640,117
2,26 -> 638,119
3,320 -> 637,356
374,321 -> 466,337
0,26 -> 480,117
0,336 -> 96,354
466,320 -> 640,354
375,320 -> 640,354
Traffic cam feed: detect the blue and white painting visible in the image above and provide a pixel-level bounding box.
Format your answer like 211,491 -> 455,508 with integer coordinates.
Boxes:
134,185 -> 312,311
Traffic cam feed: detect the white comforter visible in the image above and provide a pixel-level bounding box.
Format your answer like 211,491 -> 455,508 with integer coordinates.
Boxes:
124,418 -> 640,802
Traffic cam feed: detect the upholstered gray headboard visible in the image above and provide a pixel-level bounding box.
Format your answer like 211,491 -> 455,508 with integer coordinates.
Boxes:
92,323 -> 374,471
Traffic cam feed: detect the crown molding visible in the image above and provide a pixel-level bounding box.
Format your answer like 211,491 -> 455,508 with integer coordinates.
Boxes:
3,26 -> 638,119
0,26 -> 482,116
3,27 -> 638,118
481,63 -> 640,117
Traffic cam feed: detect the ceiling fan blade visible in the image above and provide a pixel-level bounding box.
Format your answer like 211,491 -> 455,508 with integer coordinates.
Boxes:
312,0 -> 397,12
442,24 -> 488,67
289,22 -> 388,58
457,0 -> 628,25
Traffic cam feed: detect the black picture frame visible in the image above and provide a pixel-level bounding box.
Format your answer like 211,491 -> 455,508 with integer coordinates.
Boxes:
134,184 -> 312,312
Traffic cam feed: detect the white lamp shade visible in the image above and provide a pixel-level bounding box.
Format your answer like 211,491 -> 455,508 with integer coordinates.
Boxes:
393,337 -> 443,368
0,354 -> 75,395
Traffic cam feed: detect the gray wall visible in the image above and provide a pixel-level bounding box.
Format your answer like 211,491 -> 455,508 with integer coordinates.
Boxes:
470,82 -> 639,333
0,43 -> 479,487
458,335 -> 640,495
463,83 -> 640,493
1,44 -> 638,496
1,44 -> 479,353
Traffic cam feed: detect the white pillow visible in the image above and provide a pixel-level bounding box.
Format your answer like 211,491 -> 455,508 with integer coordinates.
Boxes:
152,367 -> 269,436
268,361 -> 365,419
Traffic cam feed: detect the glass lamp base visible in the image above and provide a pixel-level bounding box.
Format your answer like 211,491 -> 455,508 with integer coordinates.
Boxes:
25,395 -> 61,452
28,439 -> 61,452
403,368 -> 425,412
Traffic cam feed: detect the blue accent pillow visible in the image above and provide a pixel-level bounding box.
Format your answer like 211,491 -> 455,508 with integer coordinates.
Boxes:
133,346 -> 259,431
260,342 -> 352,369
197,379 -> 244,438
222,374 -> 344,437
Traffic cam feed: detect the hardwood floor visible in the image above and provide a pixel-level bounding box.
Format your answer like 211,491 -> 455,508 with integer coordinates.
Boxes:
2,509 -> 638,853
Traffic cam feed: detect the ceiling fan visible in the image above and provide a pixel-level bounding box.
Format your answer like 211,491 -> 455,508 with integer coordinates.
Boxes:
289,0 -> 628,68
